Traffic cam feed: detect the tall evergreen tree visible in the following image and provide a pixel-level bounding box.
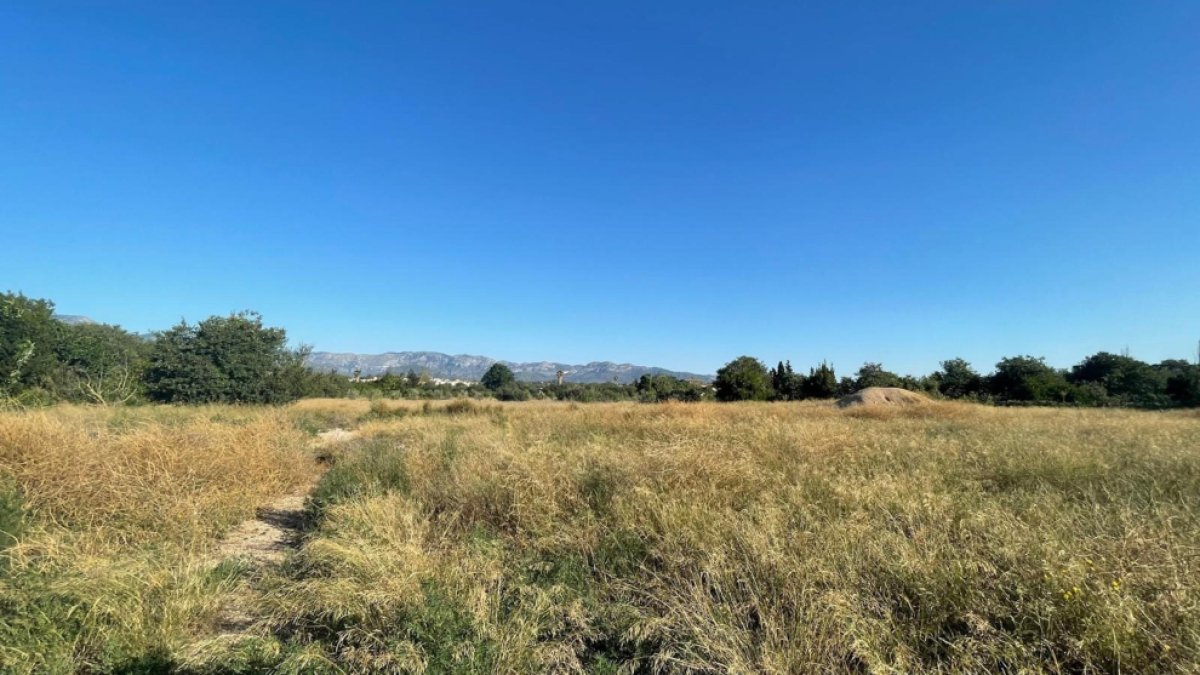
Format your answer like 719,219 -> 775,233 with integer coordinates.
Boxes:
803,361 -> 838,398
772,360 -> 801,400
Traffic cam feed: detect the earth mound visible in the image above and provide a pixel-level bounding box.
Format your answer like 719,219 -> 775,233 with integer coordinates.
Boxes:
836,386 -> 929,409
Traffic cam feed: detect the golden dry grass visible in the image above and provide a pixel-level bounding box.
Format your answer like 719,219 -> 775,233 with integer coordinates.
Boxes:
3,400 -> 1200,673
0,405 -> 316,673
229,400 -> 1200,673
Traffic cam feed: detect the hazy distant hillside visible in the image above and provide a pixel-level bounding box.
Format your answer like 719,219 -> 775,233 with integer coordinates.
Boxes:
305,351 -> 712,384
52,314 -> 97,326
41,314 -> 711,383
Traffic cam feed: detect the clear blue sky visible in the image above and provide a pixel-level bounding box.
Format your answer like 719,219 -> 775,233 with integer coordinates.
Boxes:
3,2 -> 1198,375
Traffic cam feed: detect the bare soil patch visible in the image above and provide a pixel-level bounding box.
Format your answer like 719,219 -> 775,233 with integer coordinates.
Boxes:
214,491 -> 309,566
317,427 -> 359,444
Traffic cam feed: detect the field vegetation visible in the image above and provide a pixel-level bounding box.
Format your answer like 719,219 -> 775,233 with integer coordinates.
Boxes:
3,399 -> 1199,673
0,405 -> 317,672
5,291 -> 1200,408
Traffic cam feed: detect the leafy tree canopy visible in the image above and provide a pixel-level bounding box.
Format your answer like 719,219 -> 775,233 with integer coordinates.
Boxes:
144,311 -> 303,404
934,358 -> 983,398
636,374 -> 709,402
1069,352 -> 1165,404
1166,367 -> 1200,407
714,356 -> 773,402
854,363 -> 902,390
480,363 -> 516,392
990,356 -> 1071,402
52,322 -> 149,404
0,293 -> 58,393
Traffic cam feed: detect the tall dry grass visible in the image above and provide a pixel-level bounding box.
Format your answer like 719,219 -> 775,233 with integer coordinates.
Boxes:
0,405 -> 316,673
202,400 -> 1200,674
5,400 -> 1200,673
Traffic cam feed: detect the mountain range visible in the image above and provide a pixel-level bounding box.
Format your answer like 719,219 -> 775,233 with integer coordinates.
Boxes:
47,315 -> 710,384
52,314 -> 98,326
305,351 -> 713,384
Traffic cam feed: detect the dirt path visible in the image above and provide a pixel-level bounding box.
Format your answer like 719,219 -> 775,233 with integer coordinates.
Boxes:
210,428 -> 358,633
215,490 -> 311,566
215,427 -> 359,565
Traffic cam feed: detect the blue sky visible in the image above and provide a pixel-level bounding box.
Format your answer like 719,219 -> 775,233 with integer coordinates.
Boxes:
2,2 -> 1198,375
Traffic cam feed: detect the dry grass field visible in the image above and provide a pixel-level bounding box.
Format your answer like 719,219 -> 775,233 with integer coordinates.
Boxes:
2,399 -> 1199,673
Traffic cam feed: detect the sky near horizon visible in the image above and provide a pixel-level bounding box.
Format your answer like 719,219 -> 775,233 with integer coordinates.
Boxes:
2,2 -> 1198,376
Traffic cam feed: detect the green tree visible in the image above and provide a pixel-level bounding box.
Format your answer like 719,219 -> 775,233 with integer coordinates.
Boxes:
1166,366 -> 1200,407
803,361 -> 839,398
53,322 -> 149,404
836,376 -> 856,396
1069,352 -> 1166,406
269,345 -> 350,400
143,312 -> 304,404
770,361 -> 804,400
934,358 -> 983,399
0,293 -> 59,396
714,356 -> 773,402
636,374 -> 708,402
989,356 -> 1072,403
480,363 -> 516,392
376,372 -> 406,393
853,362 -> 902,390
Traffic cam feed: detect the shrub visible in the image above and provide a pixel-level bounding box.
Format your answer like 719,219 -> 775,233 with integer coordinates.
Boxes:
494,383 -> 530,401
368,398 -> 409,419
443,398 -> 478,415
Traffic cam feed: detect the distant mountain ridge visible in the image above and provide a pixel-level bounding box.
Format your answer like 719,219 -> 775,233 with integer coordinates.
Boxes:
45,314 -> 710,383
52,314 -> 97,326
305,351 -> 712,384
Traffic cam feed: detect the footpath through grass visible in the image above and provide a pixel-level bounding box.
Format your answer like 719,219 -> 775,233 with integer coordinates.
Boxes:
0,405 -> 317,673
2,399 -> 1200,673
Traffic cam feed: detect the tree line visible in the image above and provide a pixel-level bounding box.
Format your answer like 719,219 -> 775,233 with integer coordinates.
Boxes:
3,291 -> 1198,407
1,292 -> 344,406
351,364 -> 711,403
713,353 -> 1200,408
0,292 -> 709,406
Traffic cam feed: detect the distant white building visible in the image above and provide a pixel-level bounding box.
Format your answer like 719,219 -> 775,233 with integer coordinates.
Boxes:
430,378 -> 472,386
